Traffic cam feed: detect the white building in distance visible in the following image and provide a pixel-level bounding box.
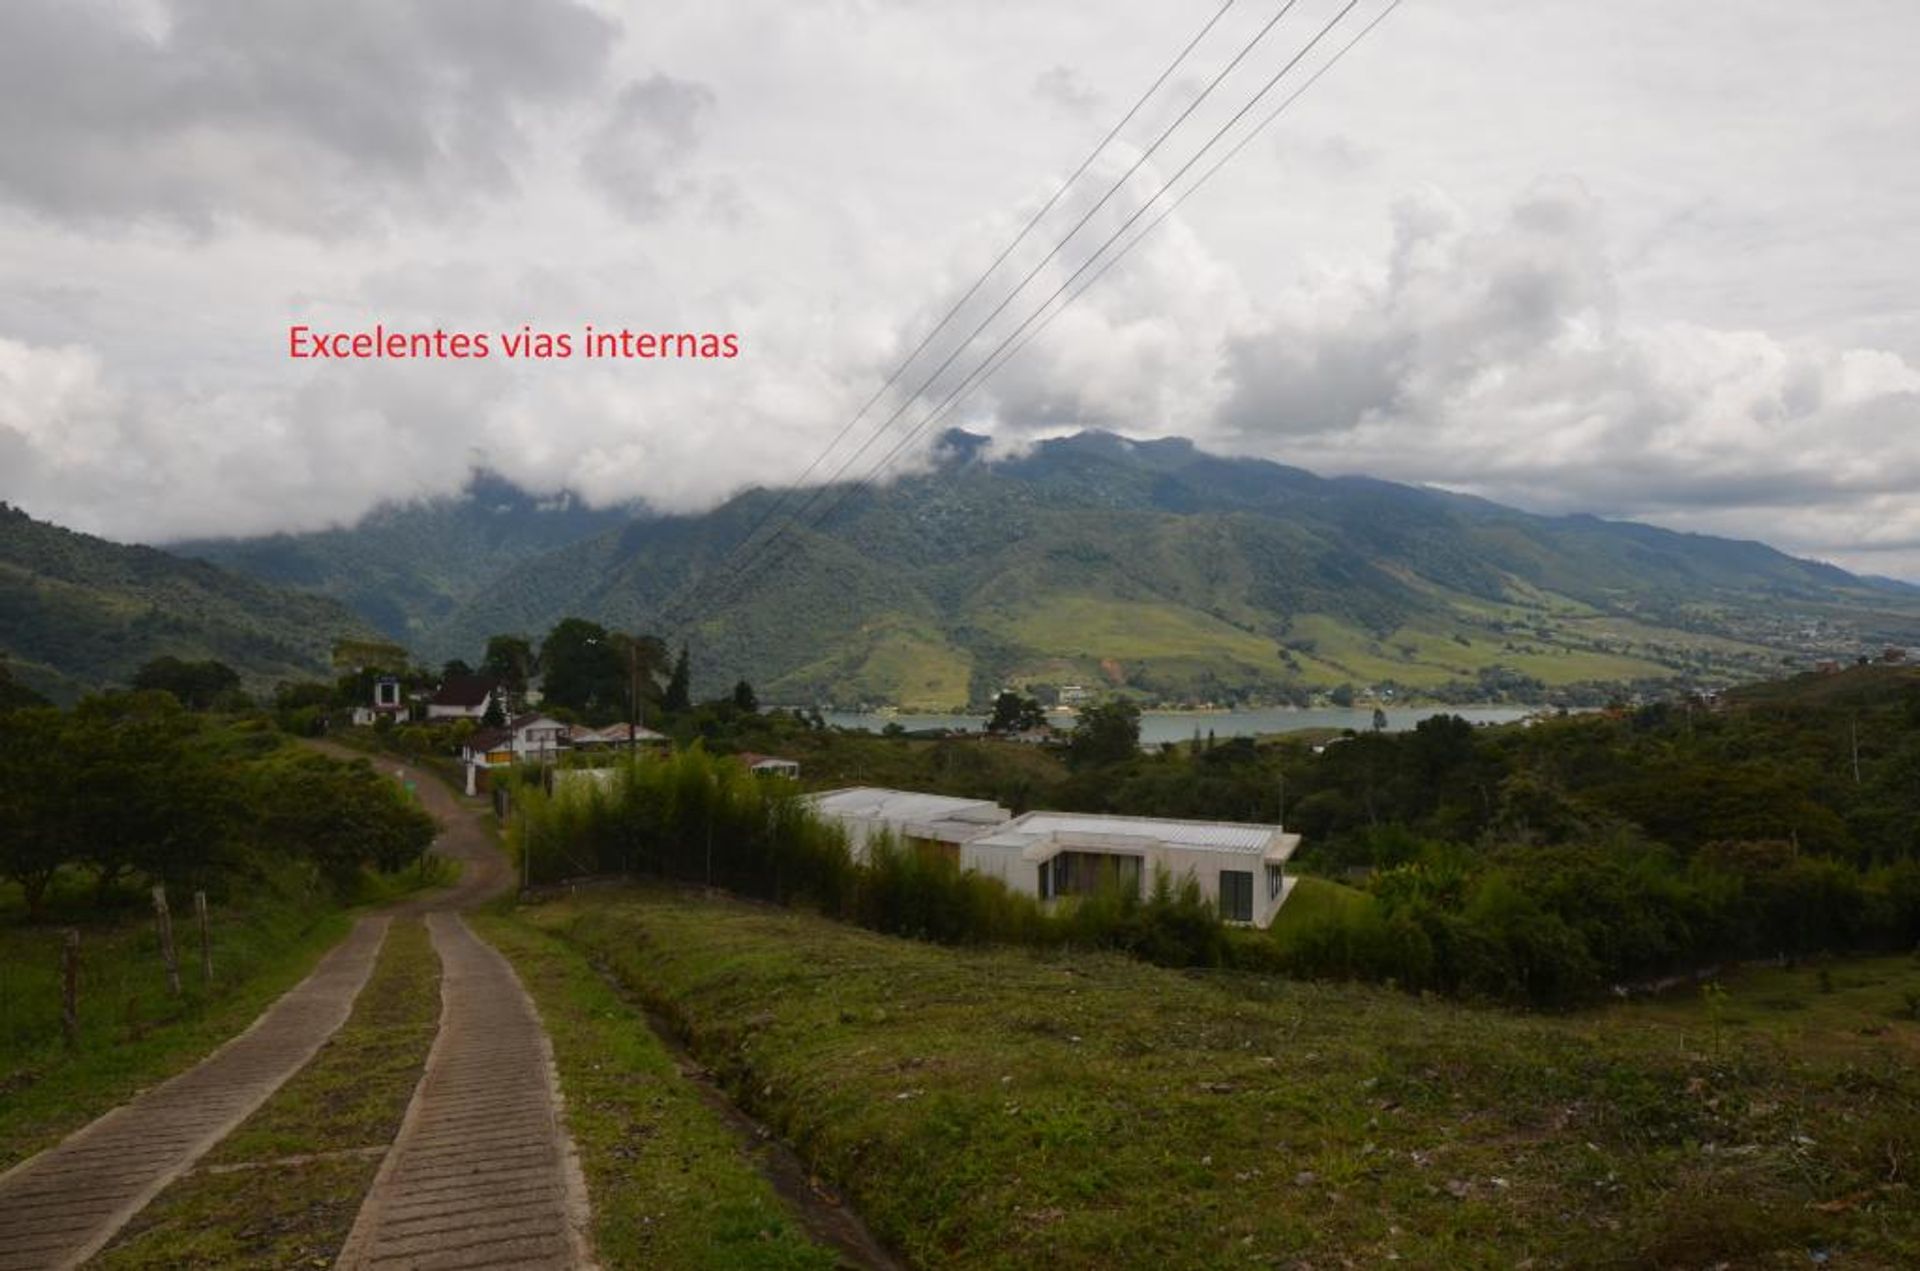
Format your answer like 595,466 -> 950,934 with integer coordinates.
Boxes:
963,811 -> 1301,928
803,787 -> 1012,864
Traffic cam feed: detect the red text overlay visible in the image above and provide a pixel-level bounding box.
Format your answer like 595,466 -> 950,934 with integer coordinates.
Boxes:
288,324 -> 740,361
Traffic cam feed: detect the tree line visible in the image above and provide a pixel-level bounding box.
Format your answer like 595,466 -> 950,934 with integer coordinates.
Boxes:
0,691 -> 436,920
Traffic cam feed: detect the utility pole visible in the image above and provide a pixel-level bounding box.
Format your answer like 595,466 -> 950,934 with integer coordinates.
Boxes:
1850,713 -> 1862,786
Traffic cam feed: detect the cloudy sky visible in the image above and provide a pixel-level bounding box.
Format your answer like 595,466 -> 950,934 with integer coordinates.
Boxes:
1,0 -> 1917,577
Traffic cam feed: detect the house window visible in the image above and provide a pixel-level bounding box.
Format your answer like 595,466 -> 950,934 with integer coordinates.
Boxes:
1266,863 -> 1284,901
1038,863 -> 1051,900
1048,852 -> 1142,899
1219,870 -> 1253,923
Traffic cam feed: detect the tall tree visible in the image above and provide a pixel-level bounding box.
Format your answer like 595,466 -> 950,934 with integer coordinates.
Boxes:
664,644 -> 692,714
538,618 -> 623,715
731,678 -> 759,714
132,656 -> 241,711
986,690 -> 1044,734
481,634 -> 535,693
1067,699 -> 1142,769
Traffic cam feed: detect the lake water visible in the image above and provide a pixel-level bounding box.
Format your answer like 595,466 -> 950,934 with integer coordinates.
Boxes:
821,705 -> 1538,745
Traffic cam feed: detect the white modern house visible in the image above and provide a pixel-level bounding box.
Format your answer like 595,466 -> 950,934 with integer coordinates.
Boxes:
803,787 -> 1012,865
961,811 -> 1301,927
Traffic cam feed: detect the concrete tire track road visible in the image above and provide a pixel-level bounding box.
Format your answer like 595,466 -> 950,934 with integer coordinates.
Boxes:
0,746 -> 591,1270
320,745 -> 596,1269
333,912 -> 593,1270
0,916 -> 392,1271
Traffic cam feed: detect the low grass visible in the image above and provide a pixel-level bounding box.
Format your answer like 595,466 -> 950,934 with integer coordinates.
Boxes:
517,886 -> 1920,1269
93,918 -> 441,1269
0,861 -> 446,1173
0,871 -> 349,1171
472,913 -> 838,1270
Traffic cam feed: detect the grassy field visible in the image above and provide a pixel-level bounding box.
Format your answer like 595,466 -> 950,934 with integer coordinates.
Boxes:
95,919 -> 441,1268
0,859 -> 449,1172
512,886 -> 1920,1269
0,872 -> 353,1171
473,914 -> 841,1270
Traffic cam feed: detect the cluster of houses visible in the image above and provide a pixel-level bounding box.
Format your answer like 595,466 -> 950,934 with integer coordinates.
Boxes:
803,787 -> 1300,928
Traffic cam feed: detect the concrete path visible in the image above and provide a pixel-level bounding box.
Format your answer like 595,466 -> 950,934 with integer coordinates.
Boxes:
334,912 -> 591,1270
0,916 -> 392,1271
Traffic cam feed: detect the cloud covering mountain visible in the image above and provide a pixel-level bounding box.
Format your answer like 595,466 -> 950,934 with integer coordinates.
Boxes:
0,0 -> 1916,575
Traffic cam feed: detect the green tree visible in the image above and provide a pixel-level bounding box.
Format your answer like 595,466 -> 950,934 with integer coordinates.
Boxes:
986,690 -> 1044,734
732,678 -> 759,714
441,658 -> 474,680
1068,699 -> 1142,769
0,658 -> 50,712
132,656 -> 241,711
663,645 -> 693,714
0,707 -> 79,917
481,635 -> 535,693
538,618 -> 623,715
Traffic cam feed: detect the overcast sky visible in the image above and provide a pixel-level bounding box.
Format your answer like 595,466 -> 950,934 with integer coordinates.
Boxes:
1,0 -> 1917,577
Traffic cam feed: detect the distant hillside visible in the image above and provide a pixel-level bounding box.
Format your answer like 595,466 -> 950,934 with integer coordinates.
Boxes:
174,472 -> 637,643
0,503 -> 377,702
175,432 -> 1920,708
417,431 -> 1920,707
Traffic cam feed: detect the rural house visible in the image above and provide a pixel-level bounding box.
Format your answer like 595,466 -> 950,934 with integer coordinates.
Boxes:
961,811 -> 1301,927
350,674 -> 410,726
737,752 -> 800,779
425,674 -> 501,721
460,713 -> 573,793
803,787 -> 1012,865
570,722 -> 672,751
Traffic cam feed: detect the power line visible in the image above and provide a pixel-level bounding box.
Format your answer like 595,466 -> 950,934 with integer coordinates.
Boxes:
689,0 -> 1381,628
931,0 -> 1410,424
666,0 -> 1243,626
659,0 -> 1306,633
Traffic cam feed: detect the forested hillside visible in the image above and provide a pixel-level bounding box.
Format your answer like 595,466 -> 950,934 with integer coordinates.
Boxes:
166,432 -> 1920,707
0,504 -> 375,702
430,432 -> 1920,705
175,472 -> 636,644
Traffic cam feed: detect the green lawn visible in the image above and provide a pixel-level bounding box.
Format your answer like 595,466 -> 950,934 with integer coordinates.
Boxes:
514,886 -> 1920,1269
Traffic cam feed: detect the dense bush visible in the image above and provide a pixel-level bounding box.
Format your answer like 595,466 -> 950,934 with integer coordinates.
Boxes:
0,692 -> 436,917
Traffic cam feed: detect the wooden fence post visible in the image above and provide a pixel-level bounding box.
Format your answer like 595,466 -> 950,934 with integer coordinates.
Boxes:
152,885 -> 181,997
194,891 -> 212,984
62,929 -> 80,1050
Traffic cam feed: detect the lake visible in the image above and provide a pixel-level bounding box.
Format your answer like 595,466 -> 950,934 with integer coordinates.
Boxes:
820,705 -> 1539,745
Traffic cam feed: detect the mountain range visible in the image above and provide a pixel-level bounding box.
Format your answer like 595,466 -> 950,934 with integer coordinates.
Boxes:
168,431 -> 1920,708
0,502 -> 375,702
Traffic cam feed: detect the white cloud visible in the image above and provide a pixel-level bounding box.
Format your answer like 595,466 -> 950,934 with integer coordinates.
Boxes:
0,0 -> 1914,579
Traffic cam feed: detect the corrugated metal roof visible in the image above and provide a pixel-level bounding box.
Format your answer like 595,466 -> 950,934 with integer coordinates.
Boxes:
804,787 -> 1008,825
971,811 -> 1285,855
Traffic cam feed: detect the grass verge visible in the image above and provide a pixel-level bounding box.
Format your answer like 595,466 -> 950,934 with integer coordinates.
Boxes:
0,860 -> 450,1172
0,872 -> 350,1171
519,886 -> 1920,1269
472,913 -> 839,1270
93,918 -> 440,1269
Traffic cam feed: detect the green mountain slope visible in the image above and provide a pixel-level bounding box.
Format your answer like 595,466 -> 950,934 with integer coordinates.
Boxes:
173,472 -> 636,643
0,503 -> 378,702
411,431 -> 1920,707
